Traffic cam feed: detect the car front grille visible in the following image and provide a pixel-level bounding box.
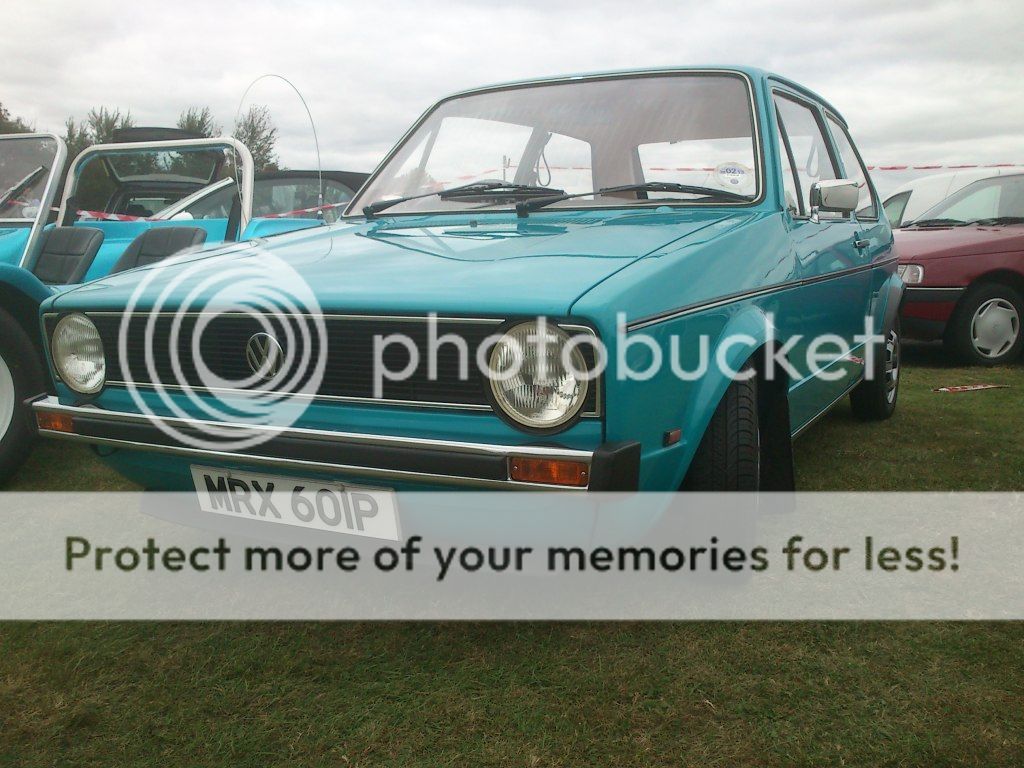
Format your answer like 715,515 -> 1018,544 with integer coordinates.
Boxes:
57,313 -> 601,414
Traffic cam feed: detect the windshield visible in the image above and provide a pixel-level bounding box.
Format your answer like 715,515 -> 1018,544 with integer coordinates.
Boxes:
913,174 -> 1024,224
348,73 -> 759,216
0,135 -> 60,221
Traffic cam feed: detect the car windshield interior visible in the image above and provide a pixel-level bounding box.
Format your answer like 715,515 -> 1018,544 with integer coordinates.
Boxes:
349,73 -> 759,215
916,175 -> 1024,223
0,136 -> 59,221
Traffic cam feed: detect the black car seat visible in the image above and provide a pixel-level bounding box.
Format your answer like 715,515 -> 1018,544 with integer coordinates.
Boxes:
111,227 -> 208,273
30,226 -> 105,284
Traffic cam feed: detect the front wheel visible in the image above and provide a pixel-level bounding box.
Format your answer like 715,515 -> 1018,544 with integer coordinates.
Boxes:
682,372 -> 760,491
850,320 -> 901,421
946,283 -> 1024,366
0,307 -> 44,486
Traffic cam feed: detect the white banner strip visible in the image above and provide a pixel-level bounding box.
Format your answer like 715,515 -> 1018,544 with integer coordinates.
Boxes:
1,492 -> 1020,620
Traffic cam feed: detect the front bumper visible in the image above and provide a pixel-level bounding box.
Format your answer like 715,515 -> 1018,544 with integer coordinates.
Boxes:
900,286 -> 964,340
30,396 -> 640,491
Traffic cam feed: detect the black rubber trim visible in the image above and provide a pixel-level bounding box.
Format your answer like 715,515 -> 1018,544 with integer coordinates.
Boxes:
72,416 -> 509,482
587,441 -> 641,491
903,287 -> 965,303
627,256 -> 900,331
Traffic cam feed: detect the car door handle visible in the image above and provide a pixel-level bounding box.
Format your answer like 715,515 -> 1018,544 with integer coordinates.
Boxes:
854,239 -> 870,249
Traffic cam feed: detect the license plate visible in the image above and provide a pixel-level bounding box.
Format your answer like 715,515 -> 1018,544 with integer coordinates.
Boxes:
190,465 -> 400,541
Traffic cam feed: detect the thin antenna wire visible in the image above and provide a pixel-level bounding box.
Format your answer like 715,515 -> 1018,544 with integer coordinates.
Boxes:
231,73 -> 324,215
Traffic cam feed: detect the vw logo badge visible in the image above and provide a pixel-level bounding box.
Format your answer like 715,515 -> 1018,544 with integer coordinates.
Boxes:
245,332 -> 284,380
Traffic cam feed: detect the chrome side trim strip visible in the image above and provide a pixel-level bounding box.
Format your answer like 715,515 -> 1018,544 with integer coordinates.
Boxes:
626,256 -> 899,332
791,375 -> 864,440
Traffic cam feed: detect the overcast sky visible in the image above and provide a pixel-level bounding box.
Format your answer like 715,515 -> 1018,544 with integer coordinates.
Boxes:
4,0 -> 1022,194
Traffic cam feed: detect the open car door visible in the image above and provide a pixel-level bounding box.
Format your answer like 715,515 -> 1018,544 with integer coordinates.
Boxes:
51,137 -> 254,281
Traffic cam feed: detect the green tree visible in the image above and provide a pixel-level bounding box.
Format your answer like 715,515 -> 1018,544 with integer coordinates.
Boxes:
62,117 -> 92,159
86,107 -> 133,144
233,105 -> 278,171
0,102 -> 33,133
177,106 -> 220,138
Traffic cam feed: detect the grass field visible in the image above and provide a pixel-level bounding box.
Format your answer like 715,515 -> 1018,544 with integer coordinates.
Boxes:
1,345 -> 1022,766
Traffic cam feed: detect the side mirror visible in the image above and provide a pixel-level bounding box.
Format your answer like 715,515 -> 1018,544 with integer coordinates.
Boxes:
809,179 -> 860,222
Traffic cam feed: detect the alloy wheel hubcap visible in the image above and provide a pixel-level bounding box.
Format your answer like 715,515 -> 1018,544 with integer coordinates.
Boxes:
885,329 -> 900,405
971,298 -> 1020,359
0,354 -> 14,441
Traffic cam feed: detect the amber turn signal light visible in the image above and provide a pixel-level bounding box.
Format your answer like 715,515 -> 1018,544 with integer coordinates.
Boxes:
509,457 -> 589,487
36,411 -> 74,433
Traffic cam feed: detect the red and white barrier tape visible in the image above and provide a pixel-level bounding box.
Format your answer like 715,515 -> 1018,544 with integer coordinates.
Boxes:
77,210 -> 149,221
868,163 -> 1022,171
261,202 -> 348,219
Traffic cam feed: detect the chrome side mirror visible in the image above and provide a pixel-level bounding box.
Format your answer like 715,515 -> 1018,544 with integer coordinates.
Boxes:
809,179 -> 860,223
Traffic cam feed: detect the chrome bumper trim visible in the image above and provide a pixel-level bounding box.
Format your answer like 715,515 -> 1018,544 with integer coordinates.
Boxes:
30,396 -> 593,491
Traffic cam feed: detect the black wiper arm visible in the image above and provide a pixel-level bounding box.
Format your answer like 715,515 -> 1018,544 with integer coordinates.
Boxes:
516,181 -> 752,217
905,217 -> 968,228
439,183 -> 565,200
362,181 -> 518,218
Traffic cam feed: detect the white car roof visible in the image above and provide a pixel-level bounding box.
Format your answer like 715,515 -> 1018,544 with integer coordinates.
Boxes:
885,167 -> 1016,223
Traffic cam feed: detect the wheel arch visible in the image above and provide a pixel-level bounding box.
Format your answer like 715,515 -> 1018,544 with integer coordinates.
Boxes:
673,306 -> 795,490
964,268 -> 1024,300
0,270 -> 50,365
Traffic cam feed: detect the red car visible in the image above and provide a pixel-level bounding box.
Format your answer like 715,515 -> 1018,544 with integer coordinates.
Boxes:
897,172 -> 1024,365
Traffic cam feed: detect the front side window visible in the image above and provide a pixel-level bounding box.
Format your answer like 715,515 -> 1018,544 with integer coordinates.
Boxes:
919,175 -> 1024,223
825,115 -> 877,218
773,95 -> 839,217
349,73 -> 759,215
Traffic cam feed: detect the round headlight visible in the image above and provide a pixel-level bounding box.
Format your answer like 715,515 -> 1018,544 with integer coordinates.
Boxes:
52,313 -> 105,395
488,320 -> 589,431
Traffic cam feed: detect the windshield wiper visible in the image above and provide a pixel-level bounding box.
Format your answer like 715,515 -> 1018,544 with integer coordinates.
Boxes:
967,216 -> 1024,226
516,181 -> 752,217
362,181 -> 564,218
0,165 -> 48,211
904,217 -> 968,228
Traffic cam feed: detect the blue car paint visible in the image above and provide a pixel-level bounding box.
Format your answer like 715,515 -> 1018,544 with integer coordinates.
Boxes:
38,66 -> 899,491
0,226 -> 32,267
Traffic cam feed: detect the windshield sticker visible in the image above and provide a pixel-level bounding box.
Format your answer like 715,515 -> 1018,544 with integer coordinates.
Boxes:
715,162 -> 754,192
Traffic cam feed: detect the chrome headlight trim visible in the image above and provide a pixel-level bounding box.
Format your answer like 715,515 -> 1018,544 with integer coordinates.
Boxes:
51,313 -> 106,395
487,319 -> 590,433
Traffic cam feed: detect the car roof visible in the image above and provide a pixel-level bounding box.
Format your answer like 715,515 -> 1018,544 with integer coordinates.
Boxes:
884,168 -> 1022,200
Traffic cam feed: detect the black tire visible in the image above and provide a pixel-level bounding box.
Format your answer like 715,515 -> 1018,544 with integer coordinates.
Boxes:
682,372 -> 760,491
850,317 -> 901,421
0,307 -> 45,486
945,283 -> 1024,366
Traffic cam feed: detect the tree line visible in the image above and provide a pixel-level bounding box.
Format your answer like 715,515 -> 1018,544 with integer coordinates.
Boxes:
0,101 -> 280,171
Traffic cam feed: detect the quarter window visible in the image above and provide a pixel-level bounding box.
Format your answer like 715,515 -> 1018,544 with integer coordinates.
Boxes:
774,109 -> 801,215
825,115 -> 877,218
773,95 -> 839,216
883,191 -> 911,227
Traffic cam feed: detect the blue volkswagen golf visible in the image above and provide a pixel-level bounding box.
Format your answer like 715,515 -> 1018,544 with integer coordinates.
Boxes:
32,67 -> 902,507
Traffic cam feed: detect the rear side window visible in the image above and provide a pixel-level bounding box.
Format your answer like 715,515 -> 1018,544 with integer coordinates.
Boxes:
825,115 -> 877,218
773,95 -> 839,216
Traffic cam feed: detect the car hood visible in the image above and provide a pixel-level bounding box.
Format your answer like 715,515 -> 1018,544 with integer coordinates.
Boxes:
51,209 -> 749,315
895,224 -> 1024,261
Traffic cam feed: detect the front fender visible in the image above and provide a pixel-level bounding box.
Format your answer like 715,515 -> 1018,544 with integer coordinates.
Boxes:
605,304 -> 775,490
